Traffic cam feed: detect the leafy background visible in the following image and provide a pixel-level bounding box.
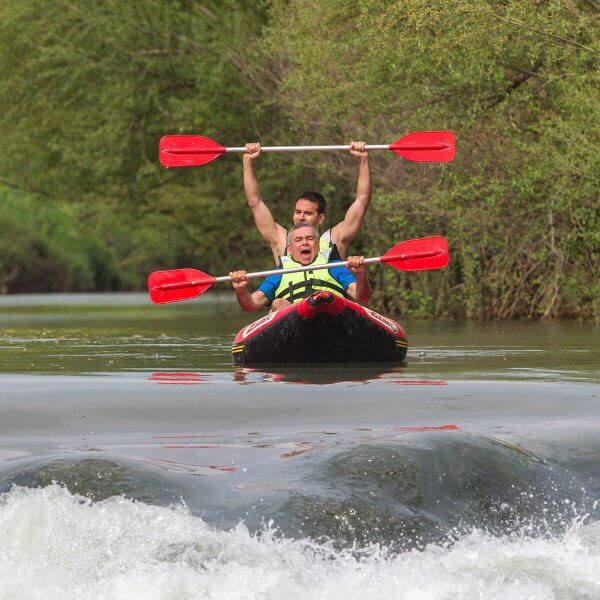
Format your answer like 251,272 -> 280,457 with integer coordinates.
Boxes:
0,0 -> 598,319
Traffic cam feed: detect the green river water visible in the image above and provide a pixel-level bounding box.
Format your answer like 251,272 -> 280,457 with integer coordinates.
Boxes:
1,292 -> 597,380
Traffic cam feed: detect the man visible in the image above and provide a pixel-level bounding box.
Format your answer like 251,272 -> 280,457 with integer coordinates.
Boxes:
230,222 -> 370,312
243,140 -> 371,264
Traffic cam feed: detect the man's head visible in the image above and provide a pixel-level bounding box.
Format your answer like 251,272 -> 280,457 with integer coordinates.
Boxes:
287,222 -> 319,265
292,191 -> 326,228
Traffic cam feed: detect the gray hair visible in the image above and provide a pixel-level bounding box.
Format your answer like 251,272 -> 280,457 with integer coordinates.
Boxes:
287,222 -> 319,245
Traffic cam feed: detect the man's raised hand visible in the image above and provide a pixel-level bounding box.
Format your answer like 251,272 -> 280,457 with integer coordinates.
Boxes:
349,140 -> 368,159
243,142 -> 262,162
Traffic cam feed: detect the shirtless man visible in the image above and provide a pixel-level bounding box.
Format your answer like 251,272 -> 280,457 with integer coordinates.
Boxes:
243,141 -> 372,264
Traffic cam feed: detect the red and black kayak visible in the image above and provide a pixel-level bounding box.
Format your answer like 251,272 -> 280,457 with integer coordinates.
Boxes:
232,291 -> 407,365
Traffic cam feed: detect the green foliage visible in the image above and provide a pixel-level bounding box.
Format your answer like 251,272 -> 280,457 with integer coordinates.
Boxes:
0,189 -> 91,292
0,0 -> 598,319
0,188 -> 184,292
260,0 -> 600,320
0,0 -> 267,200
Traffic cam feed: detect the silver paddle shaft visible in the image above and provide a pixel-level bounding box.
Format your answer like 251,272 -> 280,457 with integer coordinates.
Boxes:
155,248 -> 440,291
225,145 -> 389,153
214,257 -> 382,283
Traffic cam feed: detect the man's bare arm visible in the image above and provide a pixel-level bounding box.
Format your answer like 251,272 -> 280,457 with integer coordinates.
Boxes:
230,270 -> 271,312
330,141 -> 372,258
243,143 -> 287,262
345,256 -> 371,305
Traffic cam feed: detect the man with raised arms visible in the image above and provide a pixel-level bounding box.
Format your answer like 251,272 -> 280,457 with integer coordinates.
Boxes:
230,223 -> 370,313
243,141 -> 372,264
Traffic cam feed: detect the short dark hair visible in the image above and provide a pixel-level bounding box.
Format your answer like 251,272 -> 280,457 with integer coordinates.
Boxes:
296,190 -> 326,214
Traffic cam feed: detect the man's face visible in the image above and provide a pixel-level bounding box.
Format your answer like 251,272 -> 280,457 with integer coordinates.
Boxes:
292,199 -> 325,228
288,226 -> 318,265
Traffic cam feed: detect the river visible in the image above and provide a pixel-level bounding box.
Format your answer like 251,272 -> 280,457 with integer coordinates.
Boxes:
1,293 -> 599,599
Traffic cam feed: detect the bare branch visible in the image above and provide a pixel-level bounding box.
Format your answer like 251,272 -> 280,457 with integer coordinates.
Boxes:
0,177 -> 51,198
492,13 -> 600,56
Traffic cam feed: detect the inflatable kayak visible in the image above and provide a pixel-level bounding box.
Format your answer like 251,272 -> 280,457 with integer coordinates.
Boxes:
232,291 -> 407,365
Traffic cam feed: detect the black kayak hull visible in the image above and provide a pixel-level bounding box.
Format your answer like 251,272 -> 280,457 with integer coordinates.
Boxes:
232,292 -> 407,365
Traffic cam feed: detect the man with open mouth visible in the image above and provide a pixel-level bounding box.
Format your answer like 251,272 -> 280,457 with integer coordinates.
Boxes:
230,222 -> 371,313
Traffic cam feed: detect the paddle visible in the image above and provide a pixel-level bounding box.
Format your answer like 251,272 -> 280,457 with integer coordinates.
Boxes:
148,236 -> 449,304
158,131 -> 455,167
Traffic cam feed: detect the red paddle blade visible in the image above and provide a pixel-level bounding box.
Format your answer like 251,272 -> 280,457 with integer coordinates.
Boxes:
148,268 -> 217,304
381,236 -> 449,271
390,131 -> 455,162
159,135 -> 226,167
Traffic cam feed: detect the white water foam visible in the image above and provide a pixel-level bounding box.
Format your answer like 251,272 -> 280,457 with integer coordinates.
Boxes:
1,484 -> 600,600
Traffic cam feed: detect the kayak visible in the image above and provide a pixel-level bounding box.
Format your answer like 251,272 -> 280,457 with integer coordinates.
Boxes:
231,291 -> 407,365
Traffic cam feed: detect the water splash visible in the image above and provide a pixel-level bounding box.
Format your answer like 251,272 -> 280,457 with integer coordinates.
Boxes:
1,485 -> 600,599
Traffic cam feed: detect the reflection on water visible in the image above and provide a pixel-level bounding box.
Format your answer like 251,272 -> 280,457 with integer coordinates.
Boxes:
149,372 -> 211,385
145,369 -> 451,387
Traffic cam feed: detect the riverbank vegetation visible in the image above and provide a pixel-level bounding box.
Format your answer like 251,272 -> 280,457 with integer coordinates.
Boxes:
0,0 -> 598,319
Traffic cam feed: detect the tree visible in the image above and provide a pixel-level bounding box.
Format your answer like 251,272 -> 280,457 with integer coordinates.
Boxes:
254,0 -> 600,319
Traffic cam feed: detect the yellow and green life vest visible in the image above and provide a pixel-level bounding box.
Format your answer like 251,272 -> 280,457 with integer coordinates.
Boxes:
318,229 -> 334,253
274,247 -> 347,304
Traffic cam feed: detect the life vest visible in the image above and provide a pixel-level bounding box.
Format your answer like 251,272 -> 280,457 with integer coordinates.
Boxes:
274,247 -> 347,303
319,229 -> 335,253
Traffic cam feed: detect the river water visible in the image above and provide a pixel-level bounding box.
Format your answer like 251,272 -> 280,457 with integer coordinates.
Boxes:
1,293 -> 599,599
